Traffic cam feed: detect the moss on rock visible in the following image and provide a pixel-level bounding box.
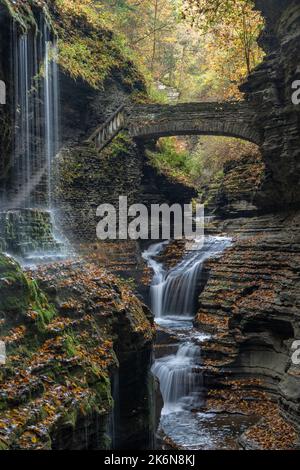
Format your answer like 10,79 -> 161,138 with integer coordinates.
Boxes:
0,256 -> 154,449
2,1 -> 54,33
54,131 -> 143,242
0,253 -> 31,316
0,253 -> 56,333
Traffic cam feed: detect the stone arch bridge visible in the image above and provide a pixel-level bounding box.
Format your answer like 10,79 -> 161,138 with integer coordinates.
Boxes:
88,101 -> 261,152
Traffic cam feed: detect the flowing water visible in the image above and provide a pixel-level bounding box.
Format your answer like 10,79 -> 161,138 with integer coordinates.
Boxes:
6,19 -> 60,210
151,341 -> 203,415
143,236 -> 253,449
143,238 -> 231,319
0,19 -> 66,263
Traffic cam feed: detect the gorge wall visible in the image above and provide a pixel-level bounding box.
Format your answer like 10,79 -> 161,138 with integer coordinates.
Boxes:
0,3 -> 12,193
192,0 -> 300,449
199,151 -> 265,218
196,213 -> 300,449
1,0 -> 300,452
0,0 -> 195,451
199,0 -> 300,216
242,0 -> 300,210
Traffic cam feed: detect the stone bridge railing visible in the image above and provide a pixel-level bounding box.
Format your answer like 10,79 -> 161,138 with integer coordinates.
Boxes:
87,101 -> 261,152
87,104 -> 126,152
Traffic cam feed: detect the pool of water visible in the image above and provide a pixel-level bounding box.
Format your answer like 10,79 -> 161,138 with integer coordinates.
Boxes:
159,410 -> 257,450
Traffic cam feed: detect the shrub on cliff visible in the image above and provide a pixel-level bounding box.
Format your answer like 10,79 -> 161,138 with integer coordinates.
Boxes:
50,0 -> 145,91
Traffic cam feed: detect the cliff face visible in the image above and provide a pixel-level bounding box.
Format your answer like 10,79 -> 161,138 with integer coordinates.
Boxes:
195,213 -> 300,449
0,3 -> 13,189
50,4 -> 203,246
0,254 -> 154,450
242,0 -> 300,209
0,2 -> 156,451
55,137 -> 196,245
191,0 -> 300,448
200,152 -> 265,218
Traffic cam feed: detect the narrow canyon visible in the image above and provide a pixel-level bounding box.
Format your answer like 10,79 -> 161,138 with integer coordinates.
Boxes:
0,0 -> 299,451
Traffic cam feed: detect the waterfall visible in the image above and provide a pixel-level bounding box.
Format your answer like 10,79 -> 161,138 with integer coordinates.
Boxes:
142,241 -> 168,318
152,342 -> 202,415
143,236 -> 231,416
43,22 -> 60,210
143,237 -> 232,319
0,18 -> 65,262
7,19 -> 59,210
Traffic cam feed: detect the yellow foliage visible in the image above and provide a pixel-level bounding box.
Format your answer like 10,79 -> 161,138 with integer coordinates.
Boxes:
182,0 -> 264,99
54,0 -> 113,29
50,1 -> 130,88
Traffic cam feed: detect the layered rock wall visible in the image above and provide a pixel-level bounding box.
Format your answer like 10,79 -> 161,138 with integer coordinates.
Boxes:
200,153 -> 265,218
242,0 -> 300,209
0,209 -> 63,258
196,213 -> 300,448
55,138 -> 196,244
192,2 -> 300,445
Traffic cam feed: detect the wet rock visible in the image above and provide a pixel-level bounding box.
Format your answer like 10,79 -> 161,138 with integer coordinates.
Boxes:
200,153 -> 265,218
0,209 -> 63,260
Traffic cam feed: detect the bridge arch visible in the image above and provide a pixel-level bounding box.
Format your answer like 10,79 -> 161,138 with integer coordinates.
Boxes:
128,102 -> 262,146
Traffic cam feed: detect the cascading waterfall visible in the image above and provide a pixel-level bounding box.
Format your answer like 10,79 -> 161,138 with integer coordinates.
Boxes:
143,237 -> 232,319
8,19 -> 59,210
142,241 -> 168,319
143,236 -> 232,416
43,22 -> 60,210
151,342 -> 202,415
0,18 -> 65,262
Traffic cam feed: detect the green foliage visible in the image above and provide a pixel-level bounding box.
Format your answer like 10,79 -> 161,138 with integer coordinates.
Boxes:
147,84 -> 170,104
181,0 -> 264,98
0,253 -> 56,331
58,34 -> 117,88
187,136 -> 259,186
50,0 -> 144,90
147,135 -> 260,190
62,331 -> 80,357
117,276 -> 136,291
110,0 -> 263,101
102,131 -> 133,157
2,0 -> 41,31
147,137 -> 193,185
0,439 -> 8,450
182,0 -> 256,29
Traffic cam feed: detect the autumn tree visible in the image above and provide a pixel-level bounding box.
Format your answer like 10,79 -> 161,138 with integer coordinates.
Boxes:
181,0 -> 264,99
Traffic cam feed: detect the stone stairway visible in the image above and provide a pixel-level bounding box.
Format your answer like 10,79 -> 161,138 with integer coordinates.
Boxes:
87,104 -> 126,152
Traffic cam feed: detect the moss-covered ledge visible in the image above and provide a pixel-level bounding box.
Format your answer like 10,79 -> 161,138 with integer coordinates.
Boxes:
1,0 -> 53,33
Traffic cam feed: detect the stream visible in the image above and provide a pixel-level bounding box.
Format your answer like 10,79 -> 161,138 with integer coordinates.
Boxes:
143,236 -> 256,450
